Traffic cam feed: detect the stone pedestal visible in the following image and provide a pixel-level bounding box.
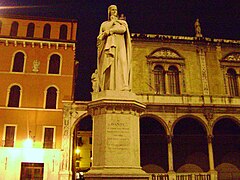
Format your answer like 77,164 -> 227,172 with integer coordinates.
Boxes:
85,91 -> 149,180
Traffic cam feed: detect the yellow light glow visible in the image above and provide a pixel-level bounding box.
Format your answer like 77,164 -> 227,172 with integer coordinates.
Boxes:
23,138 -> 33,148
75,148 -> 80,154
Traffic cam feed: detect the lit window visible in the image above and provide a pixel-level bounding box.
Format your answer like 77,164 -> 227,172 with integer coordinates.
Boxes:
153,65 -> 165,94
4,125 -> 16,147
43,127 -> 54,148
8,85 -> 21,107
77,137 -> 83,146
227,68 -> 239,96
168,66 -> 180,94
45,87 -> 57,109
48,54 -> 60,74
43,23 -> 51,39
26,23 -> 35,37
59,24 -> 68,40
10,21 -> 19,36
20,163 -> 44,179
12,52 -> 25,72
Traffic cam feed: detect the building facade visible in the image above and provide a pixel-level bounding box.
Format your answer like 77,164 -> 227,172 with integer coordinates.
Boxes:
0,14 -> 77,179
131,33 -> 240,179
71,33 -> 240,180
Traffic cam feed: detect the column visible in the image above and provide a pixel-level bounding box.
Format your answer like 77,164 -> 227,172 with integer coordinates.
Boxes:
167,135 -> 174,171
165,71 -> 170,94
237,74 -> 240,95
207,135 -> 218,179
167,135 -> 176,180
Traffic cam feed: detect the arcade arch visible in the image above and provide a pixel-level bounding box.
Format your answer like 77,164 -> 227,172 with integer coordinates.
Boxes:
140,115 -> 168,173
213,117 -> 240,180
71,114 -> 93,179
173,117 -> 209,172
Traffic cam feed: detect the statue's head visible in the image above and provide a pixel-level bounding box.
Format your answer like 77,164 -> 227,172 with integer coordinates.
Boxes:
108,5 -> 118,20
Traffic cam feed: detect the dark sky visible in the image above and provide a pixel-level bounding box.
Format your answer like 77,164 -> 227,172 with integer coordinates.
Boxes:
1,0 -> 240,100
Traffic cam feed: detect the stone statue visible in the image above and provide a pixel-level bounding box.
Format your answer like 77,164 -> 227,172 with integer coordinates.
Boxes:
194,19 -> 202,37
91,69 -> 99,92
97,5 -> 132,91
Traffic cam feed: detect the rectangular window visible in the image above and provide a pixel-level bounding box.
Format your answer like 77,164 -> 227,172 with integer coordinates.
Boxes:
43,127 -> 55,148
77,137 -> 83,146
4,125 -> 16,147
89,137 -> 92,144
20,162 -> 44,180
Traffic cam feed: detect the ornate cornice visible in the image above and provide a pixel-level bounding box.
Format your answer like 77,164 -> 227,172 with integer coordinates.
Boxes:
145,104 -> 240,114
0,37 -> 76,50
131,33 -> 240,46
88,99 -> 146,116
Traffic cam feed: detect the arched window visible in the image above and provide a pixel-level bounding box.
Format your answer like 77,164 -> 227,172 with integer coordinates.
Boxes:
10,21 -> 19,36
8,85 -> 21,107
59,24 -> 68,40
43,23 -> 51,39
45,87 -> 57,109
168,66 -> 180,94
227,68 -> 239,96
153,65 -> 165,94
0,20 -> 2,34
12,52 -> 25,72
48,54 -> 60,74
26,23 -> 35,37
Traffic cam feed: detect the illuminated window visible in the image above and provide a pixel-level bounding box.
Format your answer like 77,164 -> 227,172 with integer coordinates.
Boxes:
20,163 -> 44,180
43,127 -> 54,148
59,24 -> 67,40
26,23 -> 35,37
77,137 -> 83,146
227,68 -> 239,96
45,86 -> 57,109
153,65 -> 165,94
4,125 -> 16,147
8,85 -> 21,107
10,21 -> 19,36
48,54 -> 60,74
12,52 -> 25,72
43,23 -> 51,38
168,66 -> 180,94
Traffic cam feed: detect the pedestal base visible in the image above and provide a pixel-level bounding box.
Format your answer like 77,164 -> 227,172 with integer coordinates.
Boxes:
85,167 -> 149,180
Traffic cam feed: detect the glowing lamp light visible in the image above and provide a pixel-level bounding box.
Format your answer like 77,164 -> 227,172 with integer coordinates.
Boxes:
75,148 -> 80,154
23,138 -> 33,148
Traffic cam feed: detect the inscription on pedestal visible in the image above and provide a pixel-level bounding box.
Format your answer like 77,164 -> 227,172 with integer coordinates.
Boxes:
106,118 -> 130,153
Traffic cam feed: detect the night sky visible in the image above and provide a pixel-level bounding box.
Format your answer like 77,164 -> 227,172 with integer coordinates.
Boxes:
1,0 -> 239,100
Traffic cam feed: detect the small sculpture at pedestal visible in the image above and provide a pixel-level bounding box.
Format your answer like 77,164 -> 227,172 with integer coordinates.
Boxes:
194,18 -> 203,38
97,5 -> 132,91
91,69 -> 99,92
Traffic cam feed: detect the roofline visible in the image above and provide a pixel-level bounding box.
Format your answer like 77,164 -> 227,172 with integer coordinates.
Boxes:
0,14 -> 78,23
131,33 -> 240,45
